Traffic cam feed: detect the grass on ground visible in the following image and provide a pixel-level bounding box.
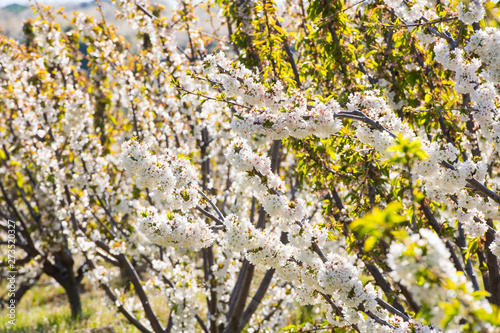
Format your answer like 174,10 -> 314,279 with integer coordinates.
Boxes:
0,277 -> 141,333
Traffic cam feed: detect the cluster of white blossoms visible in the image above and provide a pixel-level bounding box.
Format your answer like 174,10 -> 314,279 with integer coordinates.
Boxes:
415,31 -> 437,45
453,188 -> 499,244
425,159 -> 484,197
383,0 -> 436,22
121,140 -> 201,212
318,254 -> 378,310
231,96 -> 344,140
456,209 -> 488,238
137,207 -> 214,249
121,140 -> 219,248
9,19 -> 93,140
225,139 -> 286,192
455,189 -> 498,220
377,79 -> 408,112
163,262 -> 205,332
454,58 -> 482,95
490,230 -> 500,257
74,236 -> 96,258
224,213 -> 293,275
224,214 -> 289,267
457,0 -> 487,25
465,27 -> 500,84
346,90 -> 415,156
433,41 -> 460,70
433,35 -> 500,153
426,26 -> 500,252
226,139 -> 306,225
88,264 -> 118,286
471,82 -> 499,116
203,52 -> 343,140
388,229 -> 490,329
226,220 -> 324,282
204,52 -> 284,110
434,42 -> 482,94
30,20 -> 70,70
412,141 -> 455,175
61,90 -> 93,135
385,0 -> 490,26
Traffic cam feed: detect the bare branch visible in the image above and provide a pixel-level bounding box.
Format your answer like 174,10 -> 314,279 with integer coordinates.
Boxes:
198,190 -> 225,222
382,16 -> 457,28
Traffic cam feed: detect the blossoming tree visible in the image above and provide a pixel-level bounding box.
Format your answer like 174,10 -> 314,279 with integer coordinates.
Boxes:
1,0 -> 500,332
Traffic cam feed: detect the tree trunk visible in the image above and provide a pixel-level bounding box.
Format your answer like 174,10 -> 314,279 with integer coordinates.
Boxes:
62,280 -> 82,319
43,248 -> 83,319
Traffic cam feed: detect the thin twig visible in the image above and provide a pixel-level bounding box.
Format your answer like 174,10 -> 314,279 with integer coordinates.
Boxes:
196,205 -> 224,225
198,190 -> 224,221
320,0 -> 368,21
382,16 -> 457,28
195,314 -> 209,333
179,87 -> 251,110
375,297 -> 410,321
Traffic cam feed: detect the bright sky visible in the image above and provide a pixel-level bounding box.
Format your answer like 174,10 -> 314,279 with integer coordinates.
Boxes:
0,0 -> 176,7
1,0 -> 92,7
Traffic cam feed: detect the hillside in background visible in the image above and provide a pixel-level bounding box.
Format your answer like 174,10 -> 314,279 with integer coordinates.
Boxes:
0,1 -> 215,52
1,2 -> 111,41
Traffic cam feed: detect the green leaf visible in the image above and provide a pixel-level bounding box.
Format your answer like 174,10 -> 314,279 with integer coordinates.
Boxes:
109,114 -> 117,126
15,171 -> 25,188
465,237 -> 480,260
350,202 -> 407,250
363,236 -> 377,252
